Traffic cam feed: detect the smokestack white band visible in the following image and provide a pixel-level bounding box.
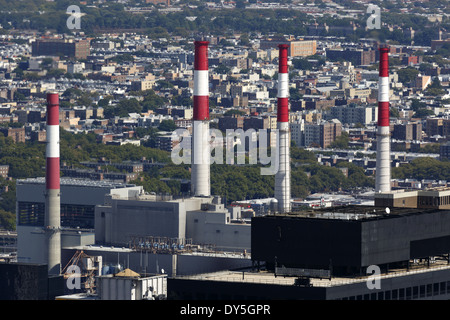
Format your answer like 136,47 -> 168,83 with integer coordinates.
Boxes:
192,120 -> 210,165
46,125 -> 60,158
378,77 -> 389,103
194,70 -> 209,96
277,73 -> 289,98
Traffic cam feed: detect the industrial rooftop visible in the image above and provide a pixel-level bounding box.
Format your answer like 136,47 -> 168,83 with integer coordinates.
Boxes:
286,205 -> 442,221
177,259 -> 450,288
16,177 -> 135,188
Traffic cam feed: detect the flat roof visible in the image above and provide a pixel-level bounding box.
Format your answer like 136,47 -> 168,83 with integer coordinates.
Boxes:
375,188 -> 450,198
176,259 -> 450,288
16,177 -> 135,188
374,190 -> 419,199
55,293 -> 99,300
64,244 -> 134,253
273,205 -> 444,221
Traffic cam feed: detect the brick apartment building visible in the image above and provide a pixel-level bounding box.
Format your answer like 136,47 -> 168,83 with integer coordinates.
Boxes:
260,38 -> 317,57
0,127 -> 25,143
32,39 -> 90,59
326,48 -> 376,66
304,119 -> 342,148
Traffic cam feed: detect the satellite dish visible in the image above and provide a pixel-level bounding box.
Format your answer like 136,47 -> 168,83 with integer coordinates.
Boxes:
385,207 -> 390,214
161,268 -> 165,274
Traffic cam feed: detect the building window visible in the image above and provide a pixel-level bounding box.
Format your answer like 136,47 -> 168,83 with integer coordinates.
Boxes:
413,286 -> 419,299
399,288 -> 405,300
406,287 -> 411,300
427,284 -> 432,297
17,202 -> 45,226
440,282 -> 446,295
420,285 -> 426,298
392,289 -> 398,300
433,283 -> 439,295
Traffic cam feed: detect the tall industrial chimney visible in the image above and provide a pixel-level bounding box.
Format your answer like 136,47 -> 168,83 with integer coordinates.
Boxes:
274,44 -> 291,213
45,92 -> 61,275
191,40 -> 210,197
375,46 -> 391,193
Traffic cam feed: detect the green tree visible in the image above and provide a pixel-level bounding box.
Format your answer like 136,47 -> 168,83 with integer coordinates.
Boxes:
392,157 -> 450,181
139,90 -> 168,111
239,33 -> 251,46
0,209 -> 15,230
63,88 -> 83,99
111,53 -> 135,64
410,99 -> 427,111
397,67 -> 419,84
425,78 -> 445,96
224,109 -> 246,116
104,98 -> 142,118
158,119 -> 177,132
14,91 -> 26,102
171,95 -> 192,107
289,87 -> 303,101
329,132 -> 349,149
390,106 -> 399,118
215,64 -> 231,75
413,108 -> 434,119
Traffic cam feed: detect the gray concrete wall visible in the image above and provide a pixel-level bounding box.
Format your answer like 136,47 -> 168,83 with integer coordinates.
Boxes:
16,182 -> 132,206
186,210 -> 251,252
113,199 -> 184,245
95,198 -> 207,246
62,248 -> 252,278
16,225 -> 46,265
62,232 -> 95,247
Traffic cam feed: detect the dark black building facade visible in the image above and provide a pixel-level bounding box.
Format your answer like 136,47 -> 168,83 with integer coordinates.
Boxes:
251,207 -> 450,274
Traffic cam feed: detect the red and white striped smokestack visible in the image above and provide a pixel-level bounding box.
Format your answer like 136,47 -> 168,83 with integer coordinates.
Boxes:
45,92 -> 61,275
274,44 -> 291,213
191,40 -> 210,197
375,46 -> 391,193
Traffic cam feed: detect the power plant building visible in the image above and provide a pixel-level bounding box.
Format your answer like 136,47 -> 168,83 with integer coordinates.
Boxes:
15,177 -> 143,266
95,194 -> 251,252
11,38 -> 450,302
169,205 -> 450,300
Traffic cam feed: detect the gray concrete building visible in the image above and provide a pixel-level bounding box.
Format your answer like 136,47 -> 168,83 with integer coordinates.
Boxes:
95,193 -> 251,252
15,178 -> 143,266
326,104 -> 378,126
